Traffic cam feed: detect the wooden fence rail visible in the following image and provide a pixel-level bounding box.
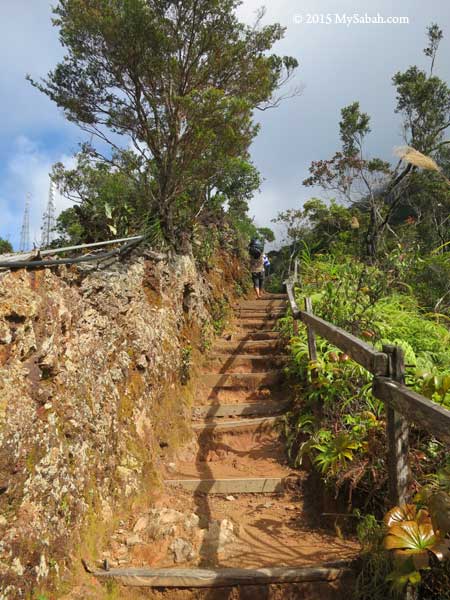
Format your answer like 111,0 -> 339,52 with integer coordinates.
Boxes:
285,273 -> 450,506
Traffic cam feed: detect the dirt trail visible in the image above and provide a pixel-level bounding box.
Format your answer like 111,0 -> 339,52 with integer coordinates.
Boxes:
181,294 -> 359,568
93,294 -> 359,597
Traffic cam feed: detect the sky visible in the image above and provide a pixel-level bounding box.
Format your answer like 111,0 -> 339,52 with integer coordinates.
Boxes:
1,1 -> 449,249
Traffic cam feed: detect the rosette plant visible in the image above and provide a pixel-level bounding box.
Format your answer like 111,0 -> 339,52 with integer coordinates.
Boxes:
383,503 -> 450,592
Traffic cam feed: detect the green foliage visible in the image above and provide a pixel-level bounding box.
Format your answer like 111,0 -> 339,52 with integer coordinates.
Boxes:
354,550 -> 395,600
210,297 -> 230,335
283,253 -> 450,519
339,101 -> 371,156
274,198 -> 363,258
353,513 -> 394,600
257,227 -> 275,243
312,431 -> 362,476
419,556 -> 450,599
393,59 -> 450,152
180,345 -> 192,385
0,238 -> 13,254
264,272 -> 284,294
409,251 -> 450,316
192,224 -> 221,270
54,157 -> 142,243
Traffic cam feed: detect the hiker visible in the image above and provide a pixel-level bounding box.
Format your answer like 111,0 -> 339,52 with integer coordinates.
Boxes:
248,238 -> 265,299
263,253 -> 271,277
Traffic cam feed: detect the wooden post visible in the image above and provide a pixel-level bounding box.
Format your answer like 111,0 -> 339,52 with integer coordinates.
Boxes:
304,298 -> 318,367
383,344 -> 410,506
305,298 -> 321,421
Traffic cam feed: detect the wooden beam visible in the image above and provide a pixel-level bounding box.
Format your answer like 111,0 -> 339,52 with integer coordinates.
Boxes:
382,345 -> 410,505
304,298 -> 318,365
373,377 -> 450,446
93,564 -> 353,588
192,400 -> 291,419
286,282 -> 301,319
304,297 -> 321,418
299,311 -> 388,376
192,416 -> 278,432
165,477 -> 286,494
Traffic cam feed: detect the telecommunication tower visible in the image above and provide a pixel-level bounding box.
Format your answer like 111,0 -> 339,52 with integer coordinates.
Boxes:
41,181 -> 56,248
19,194 -> 31,252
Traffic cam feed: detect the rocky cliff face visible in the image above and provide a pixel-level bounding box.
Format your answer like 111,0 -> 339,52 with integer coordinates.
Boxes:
0,250 -> 244,599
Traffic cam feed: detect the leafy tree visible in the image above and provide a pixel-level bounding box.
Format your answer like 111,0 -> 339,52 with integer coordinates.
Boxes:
424,23 -> 443,75
393,22 -> 449,157
274,198 -> 361,256
30,0 -> 299,246
304,102 -> 395,260
0,238 -> 13,254
257,227 -> 275,243
53,155 -> 144,243
303,24 -> 450,261
394,170 -> 450,253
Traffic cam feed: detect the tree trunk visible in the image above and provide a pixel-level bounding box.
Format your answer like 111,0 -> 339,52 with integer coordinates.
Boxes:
365,205 -> 379,263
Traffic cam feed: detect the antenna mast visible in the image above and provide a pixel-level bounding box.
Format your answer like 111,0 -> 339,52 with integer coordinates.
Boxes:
41,180 -> 56,248
20,194 -> 31,252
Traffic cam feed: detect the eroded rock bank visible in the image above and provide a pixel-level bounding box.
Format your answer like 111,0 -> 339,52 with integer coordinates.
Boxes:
0,250 -> 245,598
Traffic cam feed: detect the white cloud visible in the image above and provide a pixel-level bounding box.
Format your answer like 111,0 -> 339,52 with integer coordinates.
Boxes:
0,137 -> 76,249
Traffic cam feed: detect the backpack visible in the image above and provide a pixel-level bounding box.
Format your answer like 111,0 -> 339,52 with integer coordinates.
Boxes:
249,238 -> 264,259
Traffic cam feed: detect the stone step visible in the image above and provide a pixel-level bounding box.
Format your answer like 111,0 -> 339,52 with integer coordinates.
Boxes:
192,399 -> 291,419
192,416 -> 278,433
93,563 -> 354,589
203,354 -> 287,374
202,371 -> 283,389
165,477 -> 286,494
213,339 -> 284,355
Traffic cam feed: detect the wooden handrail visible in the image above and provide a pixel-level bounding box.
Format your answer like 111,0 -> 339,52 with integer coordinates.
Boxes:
285,276 -> 450,505
300,311 -> 389,376
373,377 -> 450,445
287,279 -> 388,376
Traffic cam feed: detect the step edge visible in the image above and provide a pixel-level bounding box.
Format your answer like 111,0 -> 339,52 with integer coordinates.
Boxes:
203,370 -> 283,379
207,354 -> 287,360
192,416 -> 279,431
164,477 -> 289,493
192,400 -> 291,418
93,562 -> 355,587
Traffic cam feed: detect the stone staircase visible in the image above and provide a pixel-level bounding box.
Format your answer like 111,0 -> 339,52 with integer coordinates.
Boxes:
93,294 -> 359,598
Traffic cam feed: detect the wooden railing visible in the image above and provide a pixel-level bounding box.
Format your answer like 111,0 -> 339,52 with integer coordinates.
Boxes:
285,275 -> 450,506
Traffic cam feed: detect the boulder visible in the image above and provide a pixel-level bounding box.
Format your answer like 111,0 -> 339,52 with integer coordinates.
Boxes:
169,538 -> 196,564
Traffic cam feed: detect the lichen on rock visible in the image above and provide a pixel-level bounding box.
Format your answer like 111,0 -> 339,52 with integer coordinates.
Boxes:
0,250 -> 244,598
